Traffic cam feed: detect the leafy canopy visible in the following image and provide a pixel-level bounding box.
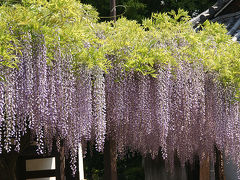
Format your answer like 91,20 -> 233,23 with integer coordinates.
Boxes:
0,0 -> 239,98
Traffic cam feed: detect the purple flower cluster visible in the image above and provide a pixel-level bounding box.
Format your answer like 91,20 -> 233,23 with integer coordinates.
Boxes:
0,36 -> 239,175
0,35 -> 96,174
105,60 -> 239,173
92,66 -> 106,152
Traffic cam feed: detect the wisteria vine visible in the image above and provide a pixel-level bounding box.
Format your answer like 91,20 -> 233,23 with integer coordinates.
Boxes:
0,33 -> 239,175
0,0 -> 239,177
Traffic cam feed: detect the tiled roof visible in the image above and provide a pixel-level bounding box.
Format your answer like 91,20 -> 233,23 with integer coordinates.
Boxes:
191,0 -> 240,42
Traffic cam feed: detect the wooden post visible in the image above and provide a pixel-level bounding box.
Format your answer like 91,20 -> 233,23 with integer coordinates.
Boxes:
110,0 -> 116,22
200,155 -> 210,180
59,146 -> 65,180
104,138 -> 117,180
215,148 -> 225,180
56,143 -> 65,180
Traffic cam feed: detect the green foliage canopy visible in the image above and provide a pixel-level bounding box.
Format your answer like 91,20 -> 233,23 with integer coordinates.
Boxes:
0,0 -> 239,98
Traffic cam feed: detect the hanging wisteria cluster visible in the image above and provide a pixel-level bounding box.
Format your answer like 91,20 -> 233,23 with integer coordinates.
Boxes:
105,59 -> 240,172
0,32 -> 239,175
0,34 -> 102,174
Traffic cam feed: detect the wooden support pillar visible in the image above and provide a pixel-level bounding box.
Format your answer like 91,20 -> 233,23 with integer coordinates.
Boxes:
56,142 -> 65,180
200,155 -> 210,180
59,146 -> 65,180
110,0 -> 116,22
104,139 -> 117,180
215,148 -> 225,180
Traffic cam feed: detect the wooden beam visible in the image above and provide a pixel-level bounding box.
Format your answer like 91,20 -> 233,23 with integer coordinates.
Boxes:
25,170 -> 56,179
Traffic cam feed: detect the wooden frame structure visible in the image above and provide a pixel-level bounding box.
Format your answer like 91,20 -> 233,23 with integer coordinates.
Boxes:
17,144 -> 65,180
